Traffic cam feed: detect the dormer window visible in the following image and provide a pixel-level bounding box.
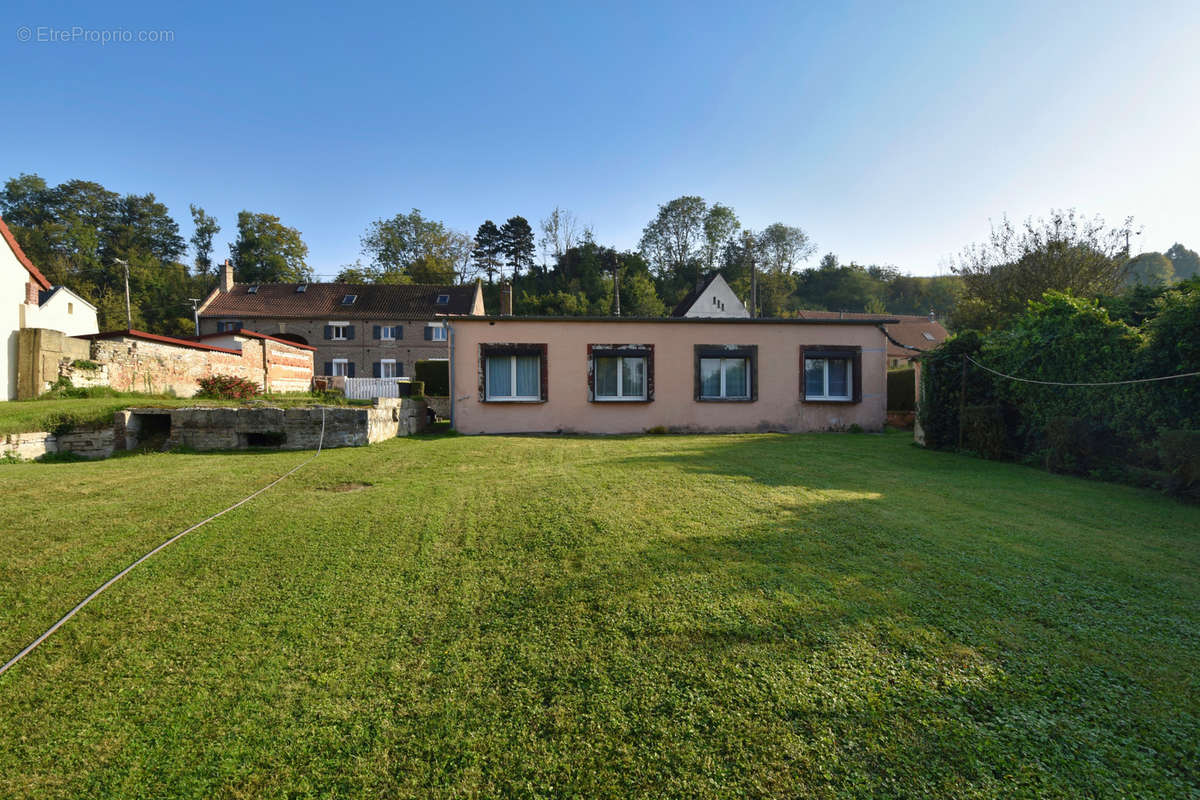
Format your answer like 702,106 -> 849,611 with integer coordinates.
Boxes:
342,294 -> 357,305
247,285 -> 259,294
436,294 -> 450,305
296,284 -> 307,293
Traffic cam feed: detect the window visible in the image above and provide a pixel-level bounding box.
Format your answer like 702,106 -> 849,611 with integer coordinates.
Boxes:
481,344 -> 546,402
922,331 -> 936,341
247,285 -> 259,294
342,294 -> 357,305
590,345 -> 652,402
379,359 -> 397,378
327,322 -> 352,341
436,294 -> 450,305
801,347 -> 862,403
217,320 -> 243,333
67,302 -> 73,314
331,358 -> 350,377
377,325 -> 401,341
694,346 -> 756,401
296,284 -> 307,293
428,325 -> 447,342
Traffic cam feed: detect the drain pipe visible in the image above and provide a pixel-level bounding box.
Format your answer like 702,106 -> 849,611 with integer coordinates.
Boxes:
447,321 -> 455,430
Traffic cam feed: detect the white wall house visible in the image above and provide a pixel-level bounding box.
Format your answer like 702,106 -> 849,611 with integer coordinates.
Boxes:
1,217 -> 98,400
25,286 -> 98,337
671,273 -> 750,319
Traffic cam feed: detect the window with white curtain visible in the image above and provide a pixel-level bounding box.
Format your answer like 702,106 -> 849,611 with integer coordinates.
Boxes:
486,354 -> 540,400
699,357 -> 750,399
594,356 -> 647,400
804,357 -> 852,400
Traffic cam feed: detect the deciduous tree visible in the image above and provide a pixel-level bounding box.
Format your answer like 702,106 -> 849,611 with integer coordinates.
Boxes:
230,211 -> 311,284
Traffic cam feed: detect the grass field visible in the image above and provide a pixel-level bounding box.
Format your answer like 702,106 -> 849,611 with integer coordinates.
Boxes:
0,432 -> 1196,798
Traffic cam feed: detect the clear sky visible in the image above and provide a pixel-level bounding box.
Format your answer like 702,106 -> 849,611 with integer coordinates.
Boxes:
3,0 -> 1199,278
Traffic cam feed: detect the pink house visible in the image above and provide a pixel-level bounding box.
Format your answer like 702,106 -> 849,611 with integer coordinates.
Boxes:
446,316 -> 895,434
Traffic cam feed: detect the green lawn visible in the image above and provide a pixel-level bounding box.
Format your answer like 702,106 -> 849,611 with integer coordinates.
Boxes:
0,432 -> 1196,798
0,393 -> 370,437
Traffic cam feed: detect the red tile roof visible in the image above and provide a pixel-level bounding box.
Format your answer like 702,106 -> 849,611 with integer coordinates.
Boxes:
200,282 -> 478,319
793,311 -> 947,358
195,329 -> 318,351
85,329 -> 243,354
1,216 -> 52,291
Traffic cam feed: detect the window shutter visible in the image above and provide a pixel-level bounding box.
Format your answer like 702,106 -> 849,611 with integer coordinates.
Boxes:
397,362 -> 404,377
347,326 -> 355,340
373,325 -> 381,340
324,325 -> 332,340
424,327 -> 433,341
373,362 -> 381,378
397,325 -> 403,340
347,362 -> 356,378
324,361 -> 332,375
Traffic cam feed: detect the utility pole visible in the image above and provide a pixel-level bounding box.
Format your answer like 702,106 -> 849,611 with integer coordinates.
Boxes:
187,298 -> 202,337
114,258 -> 131,330
611,252 -> 621,317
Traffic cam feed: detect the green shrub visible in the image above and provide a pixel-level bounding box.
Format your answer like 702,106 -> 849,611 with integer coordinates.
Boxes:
197,375 -> 262,400
887,368 -> 916,412
1043,416 -> 1116,475
960,404 -> 1013,460
1157,429 -> 1200,501
414,361 -> 449,396
71,359 -> 100,371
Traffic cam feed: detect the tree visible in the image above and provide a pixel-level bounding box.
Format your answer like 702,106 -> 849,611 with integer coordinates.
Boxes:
1123,252 -> 1174,287
701,203 -> 740,271
951,209 -> 1136,330
360,209 -> 470,284
499,216 -> 535,279
756,222 -> 816,273
1165,242 -> 1200,280
472,220 -> 503,284
538,206 -> 579,266
230,211 -> 311,283
189,205 -> 220,277
638,195 -> 708,279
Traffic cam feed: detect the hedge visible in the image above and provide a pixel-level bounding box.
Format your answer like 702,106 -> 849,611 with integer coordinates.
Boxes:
415,360 -> 450,396
918,284 -> 1200,499
886,369 -> 916,412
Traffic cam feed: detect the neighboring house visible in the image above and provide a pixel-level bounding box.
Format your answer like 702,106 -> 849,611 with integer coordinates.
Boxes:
791,310 -> 947,368
671,273 -> 749,318
197,260 -> 486,379
448,315 -> 894,434
2,216 -> 99,400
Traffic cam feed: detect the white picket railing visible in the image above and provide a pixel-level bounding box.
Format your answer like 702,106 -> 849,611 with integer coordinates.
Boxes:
343,377 -> 410,400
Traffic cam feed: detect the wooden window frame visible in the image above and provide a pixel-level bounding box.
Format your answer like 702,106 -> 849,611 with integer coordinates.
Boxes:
588,344 -> 654,403
694,345 -> 757,402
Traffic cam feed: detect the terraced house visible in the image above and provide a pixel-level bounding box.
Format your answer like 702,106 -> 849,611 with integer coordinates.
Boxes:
198,261 -> 485,379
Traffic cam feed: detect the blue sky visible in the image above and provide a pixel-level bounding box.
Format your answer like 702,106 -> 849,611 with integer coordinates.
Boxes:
3,0 -> 1199,278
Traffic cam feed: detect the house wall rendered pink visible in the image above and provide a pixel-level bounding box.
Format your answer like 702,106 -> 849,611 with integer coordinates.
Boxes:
448,317 -> 890,434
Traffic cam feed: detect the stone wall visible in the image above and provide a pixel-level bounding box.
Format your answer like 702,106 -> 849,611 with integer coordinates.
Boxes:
425,396 -> 450,420
16,330 -> 315,399
94,336 -> 252,396
16,327 -> 93,399
2,428 -> 116,460
116,398 -> 427,453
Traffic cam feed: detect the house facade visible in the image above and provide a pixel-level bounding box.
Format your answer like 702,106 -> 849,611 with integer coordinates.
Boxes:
198,261 -> 485,379
2,217 -> 99,400
671,273 -> 749,318
448,316 -> 893,434
790,310 -> 948,368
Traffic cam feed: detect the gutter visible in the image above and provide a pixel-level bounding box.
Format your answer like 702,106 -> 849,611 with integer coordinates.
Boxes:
877,323 -> 927,354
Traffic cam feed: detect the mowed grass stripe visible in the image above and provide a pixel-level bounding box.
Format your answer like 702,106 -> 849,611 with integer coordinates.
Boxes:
0,432 -> 1196,798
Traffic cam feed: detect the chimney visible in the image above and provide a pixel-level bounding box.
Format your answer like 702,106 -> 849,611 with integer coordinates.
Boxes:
929,308 -> 936,322
220,259 -> 235,292
500,282 -> 513,316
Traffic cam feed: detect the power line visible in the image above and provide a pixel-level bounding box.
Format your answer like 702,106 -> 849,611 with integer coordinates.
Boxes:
965,355 -> 1200,387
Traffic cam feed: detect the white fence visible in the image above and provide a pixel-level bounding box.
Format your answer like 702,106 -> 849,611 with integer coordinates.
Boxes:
343,377 -> 410,400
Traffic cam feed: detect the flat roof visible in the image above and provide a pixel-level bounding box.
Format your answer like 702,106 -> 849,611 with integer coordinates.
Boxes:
453,315 -> 900,325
